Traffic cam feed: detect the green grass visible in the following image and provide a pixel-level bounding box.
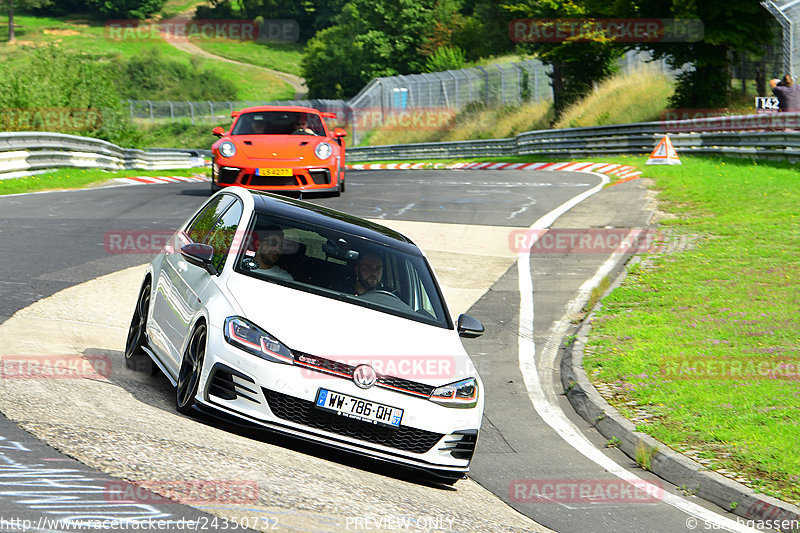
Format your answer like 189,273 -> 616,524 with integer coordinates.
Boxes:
138,121 -> 220,149
188,38 -> 304,76
554,67 -> 674,129
0,15 -> 294,101
360,100 -> 553,146
358,67 -> 674,146
582,156 -> 800,504
0,167 -> 208,196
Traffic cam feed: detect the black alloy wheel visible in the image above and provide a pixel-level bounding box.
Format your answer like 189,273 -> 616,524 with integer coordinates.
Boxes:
176,323 -> 207,414
125,282 -> 155,374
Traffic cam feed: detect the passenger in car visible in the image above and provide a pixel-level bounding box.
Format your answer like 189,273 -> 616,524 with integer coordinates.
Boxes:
253,226 -> 293,281
353,253 -> 383,295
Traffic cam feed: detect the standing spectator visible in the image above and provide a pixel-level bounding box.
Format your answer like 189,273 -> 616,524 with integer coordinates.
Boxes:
770,74 -> 800,111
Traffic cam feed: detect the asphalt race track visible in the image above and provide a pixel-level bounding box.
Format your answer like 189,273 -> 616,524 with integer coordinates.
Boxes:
0,171 -> 757,532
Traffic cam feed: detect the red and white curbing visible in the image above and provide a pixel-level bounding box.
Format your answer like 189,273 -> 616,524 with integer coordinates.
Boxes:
113,175 -> 210,185
346,161 -> 643,180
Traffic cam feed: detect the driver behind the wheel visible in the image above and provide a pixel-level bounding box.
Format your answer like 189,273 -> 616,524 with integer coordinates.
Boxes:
353,253 -> 383,295
292,114 -> 315,135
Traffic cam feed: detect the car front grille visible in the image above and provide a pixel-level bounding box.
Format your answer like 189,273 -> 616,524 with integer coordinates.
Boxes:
292,352 -> 437,399
247,174 -> 300,187
263,388 -> 444,454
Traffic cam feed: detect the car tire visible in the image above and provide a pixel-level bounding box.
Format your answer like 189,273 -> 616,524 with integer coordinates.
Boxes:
176,322 -> 207,415
339,173 -> 345,193
211,180 -> 221,194
124,281 -> 156,375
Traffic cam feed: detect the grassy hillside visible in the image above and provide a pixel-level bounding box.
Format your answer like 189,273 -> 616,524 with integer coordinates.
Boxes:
360,67 -> 674,146
554,67 -> 674,128
0,15 -> 294,101
187,38 -> 304,77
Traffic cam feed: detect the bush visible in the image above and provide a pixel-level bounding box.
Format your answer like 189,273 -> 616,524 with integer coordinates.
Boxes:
194,0 -> 235,20
85,0 -> 166,19
0,46 -> 140,146
423,46 -> 466,73
113,48 -> 238,101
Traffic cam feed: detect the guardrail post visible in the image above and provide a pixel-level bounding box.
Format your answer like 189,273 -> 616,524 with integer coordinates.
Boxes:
148,100 -> 154,122
128,100 -> 133,120
228,101 -> 233,117
188,101 -> 195,125
169,101 -> 174,121
208,101 -> 214,123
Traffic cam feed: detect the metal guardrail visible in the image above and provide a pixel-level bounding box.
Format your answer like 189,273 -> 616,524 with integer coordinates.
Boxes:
347,113 -> 800,162
4,112 -> 800,179
0,132 -> 206,179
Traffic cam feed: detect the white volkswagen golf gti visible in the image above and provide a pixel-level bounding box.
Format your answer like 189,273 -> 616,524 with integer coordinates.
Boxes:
125,187 -> 485,483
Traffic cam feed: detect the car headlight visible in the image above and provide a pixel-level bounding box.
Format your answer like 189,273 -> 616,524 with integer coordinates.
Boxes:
429,378 -> 479,408
219,141 -> 236,158
314,142 -> 332,160
223,317 -> 293,365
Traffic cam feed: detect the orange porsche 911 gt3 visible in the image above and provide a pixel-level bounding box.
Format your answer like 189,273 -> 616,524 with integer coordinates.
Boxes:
210,106 -> 347,196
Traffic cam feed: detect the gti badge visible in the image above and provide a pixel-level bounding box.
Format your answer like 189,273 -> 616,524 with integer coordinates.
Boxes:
353,364 -> 377,389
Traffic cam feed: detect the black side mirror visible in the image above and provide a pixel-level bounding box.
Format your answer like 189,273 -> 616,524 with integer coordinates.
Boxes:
180,243 -> 218,275
457,314 -> 484,338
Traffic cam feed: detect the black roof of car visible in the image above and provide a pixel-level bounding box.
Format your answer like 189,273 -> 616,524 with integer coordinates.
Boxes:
250,192 -> 421,255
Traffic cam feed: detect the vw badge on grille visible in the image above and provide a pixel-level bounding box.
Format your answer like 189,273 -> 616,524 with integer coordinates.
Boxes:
353,364 -> 377,389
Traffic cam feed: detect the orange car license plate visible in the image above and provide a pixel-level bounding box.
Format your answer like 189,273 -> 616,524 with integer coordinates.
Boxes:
257,168 -> 292,177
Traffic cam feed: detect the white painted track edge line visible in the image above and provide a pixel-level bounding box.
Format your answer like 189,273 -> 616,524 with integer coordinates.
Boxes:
516,171 -> 758,532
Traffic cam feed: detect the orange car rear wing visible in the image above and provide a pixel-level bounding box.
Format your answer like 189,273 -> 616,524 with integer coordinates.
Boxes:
320,112 -> 337,119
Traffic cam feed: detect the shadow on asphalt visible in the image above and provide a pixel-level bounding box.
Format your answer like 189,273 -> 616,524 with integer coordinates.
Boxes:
87,347 -> 460,492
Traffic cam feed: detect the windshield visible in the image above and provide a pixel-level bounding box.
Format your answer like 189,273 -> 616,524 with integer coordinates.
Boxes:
231,111 -> 325,136
234,212 -> 451,329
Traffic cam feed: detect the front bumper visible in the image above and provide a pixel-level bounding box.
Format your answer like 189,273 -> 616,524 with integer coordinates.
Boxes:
196,328 -> 482,477
212,161 -> 342,192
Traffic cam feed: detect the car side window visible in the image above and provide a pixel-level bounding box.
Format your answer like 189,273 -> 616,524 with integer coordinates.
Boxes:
205,200 -> 244,272
186,195 -> 236,243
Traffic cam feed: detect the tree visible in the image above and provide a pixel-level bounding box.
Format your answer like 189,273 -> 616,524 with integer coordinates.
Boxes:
301,23 -> 365,98
624,0 -> 775,108
455,0 -> 516,60
504,0 -> 623,119
1,0 -> 52,42
302,0 -> 436,98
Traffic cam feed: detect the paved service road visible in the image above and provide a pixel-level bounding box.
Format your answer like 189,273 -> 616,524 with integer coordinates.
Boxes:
0,172 -> 752,532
